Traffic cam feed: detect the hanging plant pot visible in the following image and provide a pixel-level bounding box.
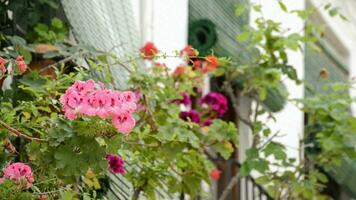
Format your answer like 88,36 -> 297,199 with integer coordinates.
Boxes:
261,82 -> 288,113
188,19 -> 217,56
29,44 -> 60,79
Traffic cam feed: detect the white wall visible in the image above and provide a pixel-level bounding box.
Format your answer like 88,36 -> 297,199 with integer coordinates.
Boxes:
249,0 -> 306,162
132,0 -> 189,70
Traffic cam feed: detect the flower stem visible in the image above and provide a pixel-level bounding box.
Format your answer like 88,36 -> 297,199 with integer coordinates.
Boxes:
0,119 -> 47,142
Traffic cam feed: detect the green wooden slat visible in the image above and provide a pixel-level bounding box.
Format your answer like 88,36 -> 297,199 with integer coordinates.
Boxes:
305,42 -> 348,97
305,41 -> 356,198
189,0 -> 250,61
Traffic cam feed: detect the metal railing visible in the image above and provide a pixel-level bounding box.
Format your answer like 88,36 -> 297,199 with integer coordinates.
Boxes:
105,160 -> 273,200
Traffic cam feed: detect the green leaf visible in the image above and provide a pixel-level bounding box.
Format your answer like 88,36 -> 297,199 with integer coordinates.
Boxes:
258,87 -> 267,100
264,142 -> 287,160
255,175 -> 269,185
339,14 -> 348,21
34,23 -> 49,34
235,4 -> 246,17
254,159 -> 269,173
236,32 -> 250,42
246,148 -> 259,159
18,47 -> 32,63
51,17 -> 64,29
278,1 -> 288,12
281,65 -> 299,82
240,161 -> 251,177
214,142 -> 234,159
329,8 -> 339,17
324,3 -> 331,10
18,72 -> 48,88
252,4 -> 262,12
213,67 -> 225,77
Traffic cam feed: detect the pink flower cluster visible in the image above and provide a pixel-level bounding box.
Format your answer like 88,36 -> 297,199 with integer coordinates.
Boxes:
0,162 -> 34,189
60,80 -> 137,134
106,154 -> 126,174
0,56 -> 28,75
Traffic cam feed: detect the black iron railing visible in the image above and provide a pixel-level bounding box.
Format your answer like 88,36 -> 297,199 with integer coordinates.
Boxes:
106,160 -> 273,200
233,161 -> 273,200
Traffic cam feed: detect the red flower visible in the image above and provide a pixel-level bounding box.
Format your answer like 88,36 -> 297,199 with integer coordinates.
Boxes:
153,62 -> 167,69
37,195 -> 48,200
15,56 -> 27,74
173,65 -> 185,76
180,45 -> 196,60
193,60 -> 202,70
140,42 -> 158,60
209,168 -> 221,181
203,55 -> 218,73
0,57 -> 7,74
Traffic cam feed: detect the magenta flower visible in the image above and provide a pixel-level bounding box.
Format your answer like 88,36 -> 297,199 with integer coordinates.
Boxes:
0,162 -> 34,189
173,92 -> 192,106
106,154 -> 126,174
202,119 -> 213,126
179,110 -> 201,123
200,92 -> 228,117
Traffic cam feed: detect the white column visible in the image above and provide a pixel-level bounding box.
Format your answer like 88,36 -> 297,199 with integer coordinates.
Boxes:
133,0 -> 189,70
349,50 -> 356,115
249,0 -> 306,162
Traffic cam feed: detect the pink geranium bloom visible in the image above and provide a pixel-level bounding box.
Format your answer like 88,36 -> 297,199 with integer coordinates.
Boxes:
110,91 -> 137,114
72,80 -> 95,94
60,80 -> 138,134
15,56 -> 27,74
60,90 -> 86,120
112,112 -> 136,134
82,90 -> 111,119
122,91 -> 136,103
1,162 -> 34,189
0,57 -> 7,74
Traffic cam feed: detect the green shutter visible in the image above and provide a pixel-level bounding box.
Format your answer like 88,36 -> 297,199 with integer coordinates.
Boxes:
305,40 -> 356,198
304,41 -> 348,96
188,0 -> 250,61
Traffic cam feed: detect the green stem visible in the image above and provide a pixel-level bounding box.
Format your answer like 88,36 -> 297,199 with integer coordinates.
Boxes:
131,187 -> 142,200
